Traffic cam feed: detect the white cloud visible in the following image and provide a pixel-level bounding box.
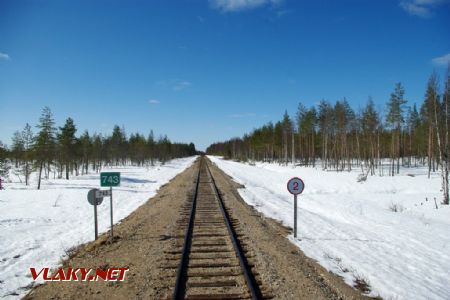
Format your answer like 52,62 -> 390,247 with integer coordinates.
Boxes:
0,52 -> 11,61
210,0 -> 282,12
148,99 -> 160,104
432,52 -> 450,66
156,79 -> 192,91
399,0 -> 448,17
173,80 -> 191,91
229,113 -> 257,118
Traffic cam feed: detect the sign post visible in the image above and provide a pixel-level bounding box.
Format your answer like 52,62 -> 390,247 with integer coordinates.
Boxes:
87,188 -> 104,240
287,177 -> 305,238
110,186 -> 113,237
94,198 -> 98,239
100,172 -> 120,238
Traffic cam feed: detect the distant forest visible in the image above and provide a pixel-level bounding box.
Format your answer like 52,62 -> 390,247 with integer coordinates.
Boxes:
207,70 -> 450,204
0,107 -> 197,189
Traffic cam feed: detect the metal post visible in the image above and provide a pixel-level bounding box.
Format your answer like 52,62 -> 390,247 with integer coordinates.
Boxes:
110,186 -> 113,238
94,199 -> 98,240
294,194 -> 297,238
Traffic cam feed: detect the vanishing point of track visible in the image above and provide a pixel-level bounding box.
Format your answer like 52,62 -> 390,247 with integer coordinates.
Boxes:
171,157 -> 268,300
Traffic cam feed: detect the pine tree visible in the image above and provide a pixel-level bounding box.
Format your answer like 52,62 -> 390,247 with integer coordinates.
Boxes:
21,123 -> 34,185
318,100 -> 333,169
406,104 -> 421,167
296,104 -> 317,166
0,141 -> 10,186
11,131 -> 24,168
35,107 -> 56,189
147,130 -> 155,166
92,134 -> 103,172
281,110 -> 292,165
386,83 -> 407,175
79,130 -> 92,175
362,97 -> 380,174
426,71 -> 449,205
443,66 -> 450,204
57,118 -> 77,180
110,125 -> 127,165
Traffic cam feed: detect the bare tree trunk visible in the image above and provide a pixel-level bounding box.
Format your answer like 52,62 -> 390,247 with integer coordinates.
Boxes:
37,161 -> 43,190
391,132 -> 395,176
25,162 -> 29,186
283,130 -> 288,165
409,127 -> 412,167
428,126 -> 432,178
291,131 -> 295,165
445,87 -> 450,204
434,91 -> 449,204
377,129 -> 382,176
326,133 -> 329,170
312,131 -> 316,167
397,128 -> 400,174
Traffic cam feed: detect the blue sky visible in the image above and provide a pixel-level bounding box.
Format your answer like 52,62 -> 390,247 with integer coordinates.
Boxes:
0,0 -> 449,150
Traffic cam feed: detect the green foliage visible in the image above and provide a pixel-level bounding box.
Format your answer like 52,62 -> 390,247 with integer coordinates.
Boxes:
0,142 -> 10,180
5,108 -> 197,186
386,82 -> 407,129
206,73 -> 449,179
362,97 -> 379,134
34,106 -> 56,162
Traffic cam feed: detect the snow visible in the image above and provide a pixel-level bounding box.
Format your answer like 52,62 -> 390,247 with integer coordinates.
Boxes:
208,156 -> 450,300
0,156 -> 197,299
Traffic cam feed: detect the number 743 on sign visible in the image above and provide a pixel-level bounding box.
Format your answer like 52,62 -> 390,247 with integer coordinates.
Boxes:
100,172 -> 121,187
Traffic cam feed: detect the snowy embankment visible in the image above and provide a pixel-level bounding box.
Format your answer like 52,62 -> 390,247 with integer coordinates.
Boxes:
0,156 -> 197,299
208,156 -> 450,300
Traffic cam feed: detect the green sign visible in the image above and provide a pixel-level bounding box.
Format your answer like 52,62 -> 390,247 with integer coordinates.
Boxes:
100,172 -> 121,187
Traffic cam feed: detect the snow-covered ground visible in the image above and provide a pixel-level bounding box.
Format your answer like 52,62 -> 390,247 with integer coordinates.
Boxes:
208,156 -> 450,300
0,156 -> 197,299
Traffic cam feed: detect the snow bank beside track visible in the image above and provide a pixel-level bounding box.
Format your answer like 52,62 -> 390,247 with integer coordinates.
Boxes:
208,156 -> 450,300
0,156 -> 197,299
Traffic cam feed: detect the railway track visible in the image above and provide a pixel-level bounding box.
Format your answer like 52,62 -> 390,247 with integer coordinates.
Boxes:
168,157 -> 271,300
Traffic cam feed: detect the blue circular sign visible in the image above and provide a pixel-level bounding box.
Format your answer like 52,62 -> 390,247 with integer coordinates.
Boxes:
287,177 -> 305,195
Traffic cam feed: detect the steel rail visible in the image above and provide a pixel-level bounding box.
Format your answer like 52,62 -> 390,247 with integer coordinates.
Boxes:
172,157 -> 262,299
172,159 -> 201,300
205,161 -> 262,300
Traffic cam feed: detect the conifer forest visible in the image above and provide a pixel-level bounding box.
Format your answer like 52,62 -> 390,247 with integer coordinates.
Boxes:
207,71 -> 450,204
0,107 -> 196,189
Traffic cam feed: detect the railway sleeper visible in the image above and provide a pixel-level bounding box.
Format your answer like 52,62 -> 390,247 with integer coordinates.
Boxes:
187,270 -> 243,277
188,262 -> 240,268
185,292 -> 251,300
187,285 -> 248,295
187,280 -> 238,288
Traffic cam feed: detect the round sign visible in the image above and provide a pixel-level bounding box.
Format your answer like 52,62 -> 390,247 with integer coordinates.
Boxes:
287,177 -> 305,195
87,188 -> 104,205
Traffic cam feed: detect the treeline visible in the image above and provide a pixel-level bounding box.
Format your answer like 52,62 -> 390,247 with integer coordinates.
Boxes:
1,107 -> 196,189
207,71 -> 450,204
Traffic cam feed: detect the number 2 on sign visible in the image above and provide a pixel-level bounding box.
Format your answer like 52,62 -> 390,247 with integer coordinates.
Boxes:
287,177 -> 304,195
